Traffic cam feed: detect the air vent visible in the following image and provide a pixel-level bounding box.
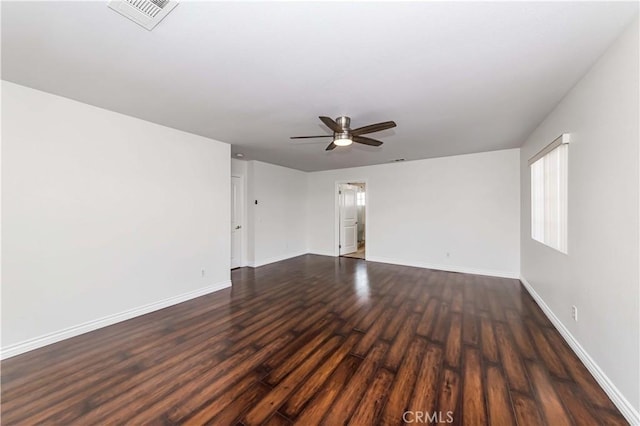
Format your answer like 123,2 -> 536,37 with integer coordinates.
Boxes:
108,0 -> 178,31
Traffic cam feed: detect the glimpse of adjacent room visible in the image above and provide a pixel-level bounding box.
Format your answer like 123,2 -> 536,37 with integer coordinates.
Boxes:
339,182 -> 366,260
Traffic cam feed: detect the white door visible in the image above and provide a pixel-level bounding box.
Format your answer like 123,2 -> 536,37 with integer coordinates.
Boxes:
340,184 -> 358,255
231,176 -> 243,268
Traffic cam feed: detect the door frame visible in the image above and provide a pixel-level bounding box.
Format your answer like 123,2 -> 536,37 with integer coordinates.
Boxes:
334,179 -> 368,259
231,174 -> 247,268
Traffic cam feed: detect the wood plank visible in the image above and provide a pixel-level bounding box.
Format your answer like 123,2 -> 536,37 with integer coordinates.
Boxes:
349,368 -> 394,425
384,313 -> 420,371
355,299 -> 387,332
292,303 -> 333,333
505,310 -> 536,360
511,393 -> 544,426
3,306 -> 241,408
264,412 -> 292,426
229,307 -> 304,352
523,295 -> 549,326
322,342 -> 388,425
243,335 -> 344,425
184,374 -> 269,425
555,380 -> 600,425
294,356 -> 361,424
451,286 -> 464,313
462,347 -> 487,426
410,343 -> 444,413
444,313 -> 462,368
416,298 -> 438,337
480,315 -> 499,364
436,368 -> 461,425
462,306 -> 479,346
543,327 -> 618,410
526,320 -> 569,379
526,361 -> 572,426
430,301 -> 451,343
50,342 -> 256,424
380,338 -> 428,426
494,322 -> 530,393
485,365 -> 516,425
381,304 -> 410,341
597,408 -> 631,426
263,328 -> 336,386
279,333 -> 360,419
352,308 -> 393,357
487,291 -> 506,322
413,283 -> 431,313
263,316 -> 338,370
152,334 -> 294,424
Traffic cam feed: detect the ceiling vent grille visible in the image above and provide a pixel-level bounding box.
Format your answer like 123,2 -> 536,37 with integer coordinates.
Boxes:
108,0 -> 178,31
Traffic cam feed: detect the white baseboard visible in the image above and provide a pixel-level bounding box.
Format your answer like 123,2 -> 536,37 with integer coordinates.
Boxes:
307,250 -> 336,258
249,251 -> 307,268
0,280 -> 232,360
366,255 -> 519,279
520,276 -> 639,425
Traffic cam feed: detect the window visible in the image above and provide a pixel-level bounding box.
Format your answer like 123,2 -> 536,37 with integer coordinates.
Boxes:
356,191 -> 366,206
530,134 -> 569,253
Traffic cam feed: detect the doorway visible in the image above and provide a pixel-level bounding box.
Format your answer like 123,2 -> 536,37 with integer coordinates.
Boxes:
337,182 -> 366,259
231,175 -> 244,269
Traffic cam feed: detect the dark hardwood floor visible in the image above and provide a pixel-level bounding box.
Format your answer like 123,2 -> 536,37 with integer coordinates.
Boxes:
1,255 -> 627,425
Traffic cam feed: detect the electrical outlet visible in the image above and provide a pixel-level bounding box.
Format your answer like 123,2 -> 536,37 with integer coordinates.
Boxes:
571,305 -> 578,321
201,268 -> 206,278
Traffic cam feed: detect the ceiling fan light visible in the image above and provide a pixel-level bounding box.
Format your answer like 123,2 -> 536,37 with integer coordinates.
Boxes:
334,139 -> 352,146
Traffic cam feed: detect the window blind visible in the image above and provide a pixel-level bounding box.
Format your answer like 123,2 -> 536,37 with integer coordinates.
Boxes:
530,134 -> 569,253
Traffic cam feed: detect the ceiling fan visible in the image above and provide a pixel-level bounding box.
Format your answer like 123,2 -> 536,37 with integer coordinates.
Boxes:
291,116 -> 396,151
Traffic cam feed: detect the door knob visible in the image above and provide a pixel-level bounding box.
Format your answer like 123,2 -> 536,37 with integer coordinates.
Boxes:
235,225 -> 241,230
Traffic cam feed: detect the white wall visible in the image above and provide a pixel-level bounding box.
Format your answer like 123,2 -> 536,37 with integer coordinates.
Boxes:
520,19 -> 639,418
2,82 -> 231,355
246,160 -> 307,267
307,149 -> 521,278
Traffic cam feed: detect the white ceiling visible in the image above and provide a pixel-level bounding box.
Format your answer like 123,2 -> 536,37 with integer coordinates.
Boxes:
2,2 -> 638,171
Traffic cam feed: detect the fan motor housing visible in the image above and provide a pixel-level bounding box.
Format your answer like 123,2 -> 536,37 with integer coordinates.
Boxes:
335,116 -> 351,131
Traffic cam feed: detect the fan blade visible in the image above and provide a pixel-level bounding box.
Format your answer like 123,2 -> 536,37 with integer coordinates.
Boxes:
290,139 -> 331,145
319,116 -> 343,133
351,121 -> 396,136
325,141 -> 337,151
353,135 -> 383,147
290,135 -> 333,139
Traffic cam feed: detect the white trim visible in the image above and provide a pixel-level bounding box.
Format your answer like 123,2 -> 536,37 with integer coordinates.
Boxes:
303,252 -> 518,279
248,251 -> 307,268
307,250 -> 335,258
0,280 -> 232,360
520,276 -> 639,425
361,255 -> 519,279
528,133 -> 571,166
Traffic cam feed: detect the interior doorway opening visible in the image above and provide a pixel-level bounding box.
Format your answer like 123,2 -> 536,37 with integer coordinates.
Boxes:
338,182 -> 366,260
